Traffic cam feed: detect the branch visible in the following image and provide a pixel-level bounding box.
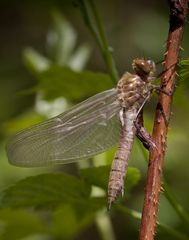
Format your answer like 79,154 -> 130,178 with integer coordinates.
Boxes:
78,0 -> 119,84
139,1 -> 188,240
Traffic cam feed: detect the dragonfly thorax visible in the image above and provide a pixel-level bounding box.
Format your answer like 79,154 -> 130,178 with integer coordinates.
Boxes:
116,58 -> 156,109
117,72 -> 153,109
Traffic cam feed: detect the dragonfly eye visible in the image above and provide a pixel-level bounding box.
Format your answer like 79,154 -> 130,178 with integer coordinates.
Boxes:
147,59 -> 156,73
147,59 -> 153,65
132,58 -> 156,77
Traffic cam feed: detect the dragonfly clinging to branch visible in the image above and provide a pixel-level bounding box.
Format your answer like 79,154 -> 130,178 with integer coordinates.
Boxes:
6,58 -> 158,208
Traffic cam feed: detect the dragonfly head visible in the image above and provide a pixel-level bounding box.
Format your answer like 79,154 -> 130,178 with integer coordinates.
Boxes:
132,58 -> 156,80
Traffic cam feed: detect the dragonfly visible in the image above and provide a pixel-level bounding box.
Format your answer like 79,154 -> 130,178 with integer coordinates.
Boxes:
6,58 -> 158,208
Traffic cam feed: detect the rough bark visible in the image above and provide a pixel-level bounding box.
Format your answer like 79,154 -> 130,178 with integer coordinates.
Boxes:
139,1 -> 188,239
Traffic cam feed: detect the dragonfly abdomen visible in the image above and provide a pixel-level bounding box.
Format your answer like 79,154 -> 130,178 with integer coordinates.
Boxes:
108,108 -> 137,208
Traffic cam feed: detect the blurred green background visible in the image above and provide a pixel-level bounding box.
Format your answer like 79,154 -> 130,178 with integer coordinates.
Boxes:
0,0 -> 189,239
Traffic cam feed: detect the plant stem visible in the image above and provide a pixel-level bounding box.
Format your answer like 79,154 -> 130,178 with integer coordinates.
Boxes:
79,0 -> 102,52
137,138 -> 189,228
88,0 -> 119,83
79,0 -> 119,84
139,1 -> 188,239
163,182 -> 189,227
116,205 -> 189,240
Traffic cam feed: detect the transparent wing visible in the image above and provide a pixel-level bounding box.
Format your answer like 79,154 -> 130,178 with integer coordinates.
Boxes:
6,89 -> 121,167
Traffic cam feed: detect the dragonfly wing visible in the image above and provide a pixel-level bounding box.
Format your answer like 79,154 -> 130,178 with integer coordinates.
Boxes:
6,89 -> 121,167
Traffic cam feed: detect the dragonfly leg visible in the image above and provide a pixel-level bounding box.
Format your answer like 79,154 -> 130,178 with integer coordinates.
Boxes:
134,114 -> 156,150
152,85 -> 173,96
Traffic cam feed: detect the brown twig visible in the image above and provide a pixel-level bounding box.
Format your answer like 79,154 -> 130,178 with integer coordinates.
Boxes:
139,1 -> 188,240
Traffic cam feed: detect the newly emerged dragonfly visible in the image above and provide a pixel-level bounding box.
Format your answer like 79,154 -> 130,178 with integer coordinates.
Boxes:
6,58 -> 157,208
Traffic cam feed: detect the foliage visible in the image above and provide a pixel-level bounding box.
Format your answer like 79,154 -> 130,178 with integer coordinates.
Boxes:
0,167 -> 140,239
30,65 -> 113,101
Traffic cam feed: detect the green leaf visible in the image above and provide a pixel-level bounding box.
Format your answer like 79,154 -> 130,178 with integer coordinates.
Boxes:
124,167 -> 141,192
23,48 -> 51,74
0,199 -> 105,240
0,208 -> 47,240
80,166 -> 141,193
0,173 -> 91,209
67,43 -> 91,71
48,10 -> 77,65
178,58 -> 189,82
51,198 -> 106,239
72,197 -> 106,218
51,204 -> 78,239
37,66 -> 114,101
173,58 -> 189,106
